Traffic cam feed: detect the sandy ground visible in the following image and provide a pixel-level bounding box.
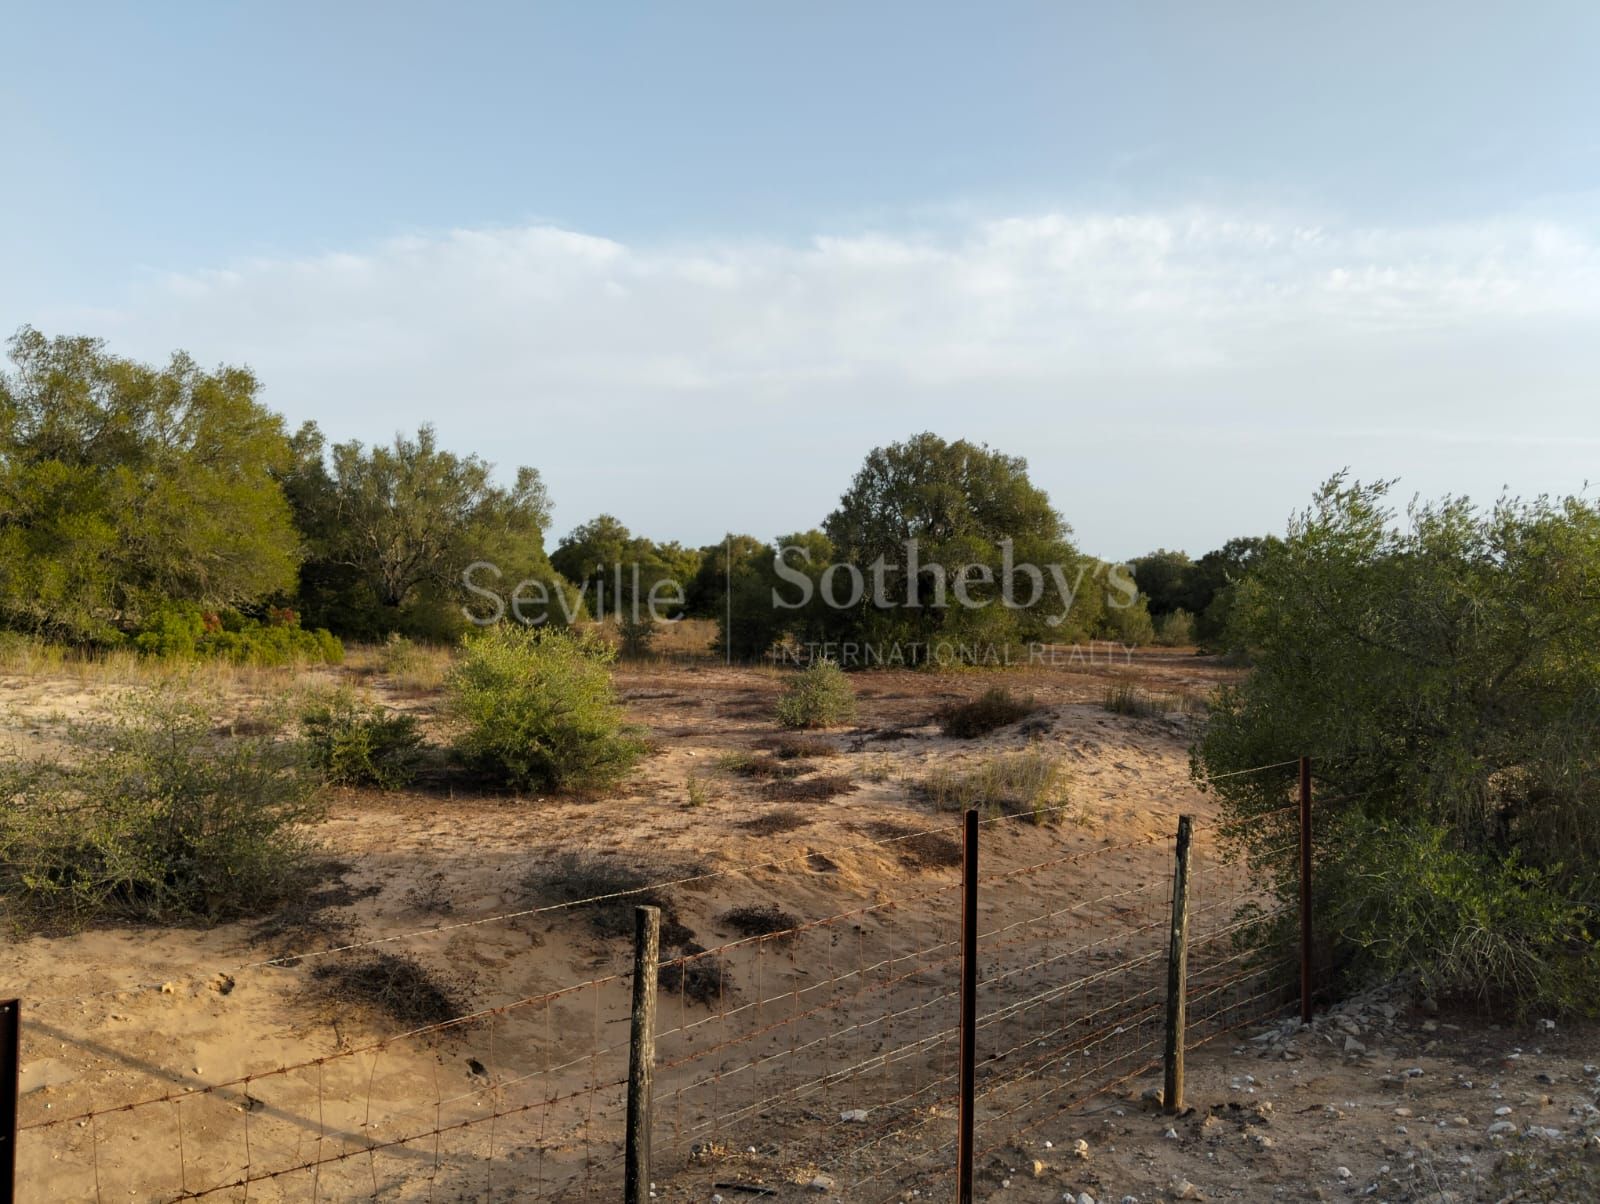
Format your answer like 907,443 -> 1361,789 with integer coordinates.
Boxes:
2,646 -> 1594,1203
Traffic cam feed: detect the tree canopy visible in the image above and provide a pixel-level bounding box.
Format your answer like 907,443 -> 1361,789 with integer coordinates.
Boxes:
0,327 -> 299,641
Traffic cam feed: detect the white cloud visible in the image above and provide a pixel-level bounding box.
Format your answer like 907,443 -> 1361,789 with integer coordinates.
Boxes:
38,208 -> 1600,554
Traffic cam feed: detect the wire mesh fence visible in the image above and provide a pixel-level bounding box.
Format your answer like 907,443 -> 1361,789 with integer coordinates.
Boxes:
6,763 -> 1313,1202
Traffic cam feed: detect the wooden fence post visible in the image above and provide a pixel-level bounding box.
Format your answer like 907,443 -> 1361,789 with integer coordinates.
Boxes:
1298,756 -> 1313,1024
1163,817 -> 1193,1113
956,808 -> 979,1204
1,998 -> 17,1204
625,907 -> 660,1204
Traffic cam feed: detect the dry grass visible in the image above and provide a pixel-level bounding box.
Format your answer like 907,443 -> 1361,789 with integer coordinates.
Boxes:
520,851 -> 699,947
762,773 -> 857,802
1101,674 -> 1196,718
735,809 -> 813,835
920,750 -> 1069,823
935,687 -> 1038,738
753,733 -> 836,759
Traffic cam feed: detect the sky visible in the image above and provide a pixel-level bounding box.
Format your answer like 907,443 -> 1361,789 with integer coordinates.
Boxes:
3,1 -> 1598,558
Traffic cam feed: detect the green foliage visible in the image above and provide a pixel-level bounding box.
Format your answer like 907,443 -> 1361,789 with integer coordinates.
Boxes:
1154,607 -> 1195,647
301,687 -> 425,789
774,660 -> 857,729
0,691 -> 321,925
1093,590 -> 1156,645
1129,549 -> 1193,616
820,433 -> 1095,654
937,687 -> 1037,738
131,602 -> 342,665
1196,475 -> 1600,1014
0,328 -> 300,643
284,422 -> 571,639
447,625 -> 645,793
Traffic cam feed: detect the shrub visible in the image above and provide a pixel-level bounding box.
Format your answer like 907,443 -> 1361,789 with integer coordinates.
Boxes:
1154,608 -> 1195,647
617,614 -> 657,659
132,602 -> 342,666
1197,476 -> 1600,1014
1102,677 -> 1187,718
921,751 -> 1068,824
447,625 -> 645,793
301,687 -> 425,789
0,691 -> 321,924
775,661 -> 856,729
308,951 -> 472,1028
520,851 -> 697,946
937,687 -> 1037,738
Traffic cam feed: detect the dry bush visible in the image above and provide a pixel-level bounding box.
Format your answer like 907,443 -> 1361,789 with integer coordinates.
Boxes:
658,949 -> 730,1006
719,903 -> 801,942
735,809 -> 813,835
753,734 -> 835,759
717,752 -> 804,779
308,951 -> 472,1028
936,687 -> 1038,738
854,821 -> 963,870
520,851 -> 698,947
763,773 -> 857,802
920,750 -> 1069,823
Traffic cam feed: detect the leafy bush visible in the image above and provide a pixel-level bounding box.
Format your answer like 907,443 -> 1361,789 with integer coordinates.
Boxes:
447,625 -> 645,793
920,750 -> 1069,823
775,661 -> 856,729
937,687 -> 1037,738
0,691 -> 321,924
1197,476 -> 1600,1014
301,687 -> 425,788
1154,608 -> 1195,647
132,602 -> 342,666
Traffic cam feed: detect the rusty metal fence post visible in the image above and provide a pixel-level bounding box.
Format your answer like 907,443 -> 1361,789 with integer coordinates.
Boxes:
625,907 -> 660,1204
1298,756 -> 1313,1023
1,998 -> 17,1204
1162,816 -> 1193,1113
956,808 -> 979,1204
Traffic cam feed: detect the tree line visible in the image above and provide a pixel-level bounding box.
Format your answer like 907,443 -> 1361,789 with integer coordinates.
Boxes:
2,329 -> 1244,660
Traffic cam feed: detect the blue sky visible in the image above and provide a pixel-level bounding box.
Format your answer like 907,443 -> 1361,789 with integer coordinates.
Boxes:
4,1 -> 1598,556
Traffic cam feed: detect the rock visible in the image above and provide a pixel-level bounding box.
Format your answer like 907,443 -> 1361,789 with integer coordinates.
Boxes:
809,1175 -> 835,1192
1343,1036 -> 1366,1054
1173,1181 -> 1204,1201
1071,1139 -> 1090,1160
1488,1121 -> 1516,1136
839,1108 -> 870,1123
1031,1161 -> 1046,1179
1494,1106 -> 1513,1117
1336,1167 -> 1352,1180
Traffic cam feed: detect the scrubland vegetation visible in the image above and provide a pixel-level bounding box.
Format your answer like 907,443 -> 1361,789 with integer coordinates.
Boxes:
3,327 -> 1598,1028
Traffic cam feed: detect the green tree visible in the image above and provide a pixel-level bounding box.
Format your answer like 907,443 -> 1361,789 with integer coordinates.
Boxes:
0,328 -> 299,641
1129,548 -> 1193,617
289,423 -> 571,638
1195,476 -> 1600,1013
820,433 -> 1097,659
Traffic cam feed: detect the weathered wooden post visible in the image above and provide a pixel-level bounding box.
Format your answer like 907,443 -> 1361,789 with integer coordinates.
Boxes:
1163,817 -> 1193,1113
956,808 -> 979,1204
1298,756 -> 1313,1023
625,907 -> 660,1204
1,998 -> 17,1204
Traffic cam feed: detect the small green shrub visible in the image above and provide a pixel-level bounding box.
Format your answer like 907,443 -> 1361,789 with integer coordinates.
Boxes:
448,625 -> 645,793
775,661 -> 856,729
132,603 -> 342,666
617,614 -> 657,658
937,687 -> 1037,738
0,691 -> 322,925
921,750 -> 1069,823
1154,608 -> 1196,647
301,687 -> 425,789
